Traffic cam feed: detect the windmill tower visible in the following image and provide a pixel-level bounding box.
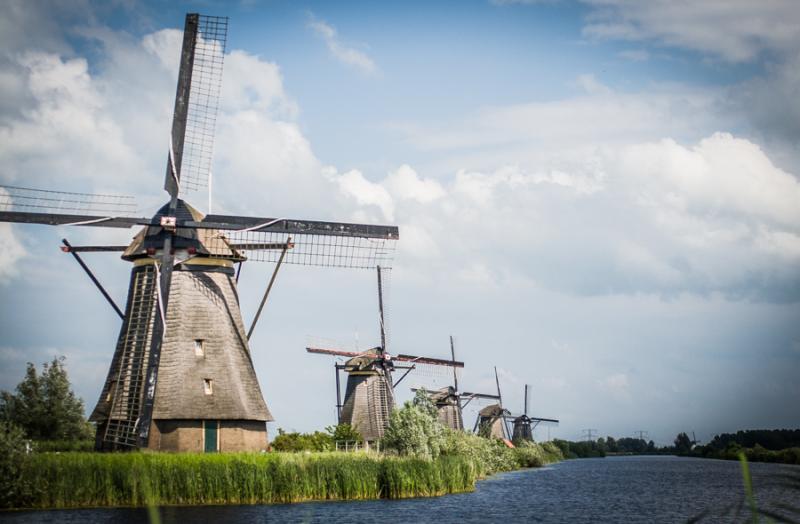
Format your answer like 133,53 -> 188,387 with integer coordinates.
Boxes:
474,367 -> 512,440
306,268 -> 463,441
510,384 -> 559,443
0,13 -> 398,452
412,336 -> 501,431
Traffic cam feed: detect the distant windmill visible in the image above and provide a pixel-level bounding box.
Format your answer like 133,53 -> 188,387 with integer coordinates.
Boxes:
473,367 -> 513,440
510,384 -> 559,442
0,13 -> 398,452
307,268 -> 462,441
412,336 -> 500,431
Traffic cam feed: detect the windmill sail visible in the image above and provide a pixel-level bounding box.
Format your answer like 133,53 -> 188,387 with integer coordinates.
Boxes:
164,14 -> 227,197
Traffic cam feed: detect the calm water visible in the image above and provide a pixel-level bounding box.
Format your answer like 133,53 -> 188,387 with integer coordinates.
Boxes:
3,456 -> 798,523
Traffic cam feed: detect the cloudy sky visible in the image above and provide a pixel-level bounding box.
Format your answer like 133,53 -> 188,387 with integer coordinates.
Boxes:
1,0 -> 798,445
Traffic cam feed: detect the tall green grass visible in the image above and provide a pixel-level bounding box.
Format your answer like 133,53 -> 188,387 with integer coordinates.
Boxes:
14,452 -> 479,509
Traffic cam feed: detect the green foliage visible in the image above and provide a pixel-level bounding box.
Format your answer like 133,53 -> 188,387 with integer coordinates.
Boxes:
7,451 -> 479,509
553,439 -> 606,458
674,432 -> 692,454
325,423 -> 363,443
718,429 -> 800,451
0,421 -> 33,508
440,429 -> 563,476
383,399 -> 445,460
0,357 -> 92,441
411,388 -> 438,419
271,429 -> 334,452
33,440 -> 95,453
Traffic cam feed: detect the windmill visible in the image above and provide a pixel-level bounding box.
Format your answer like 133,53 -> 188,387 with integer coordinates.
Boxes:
509,384 -> 559,443
0,13 -> 398,452
306,267 -> 462,441
412,336 -> 500,431
473,367 -> 512,440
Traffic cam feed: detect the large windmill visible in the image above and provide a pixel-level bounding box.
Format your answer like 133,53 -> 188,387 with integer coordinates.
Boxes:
412,336 -> 500,431
0,14 -> 397,452
306,268 -> 462,441
510,384 -> 559,443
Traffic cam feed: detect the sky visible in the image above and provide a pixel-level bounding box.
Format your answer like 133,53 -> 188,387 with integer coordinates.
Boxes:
1,0 -> 799,446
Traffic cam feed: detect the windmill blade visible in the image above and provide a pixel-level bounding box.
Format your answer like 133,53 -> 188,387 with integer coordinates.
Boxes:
164,14 -> 228,198
306,346 -> 380,359
1,185 -> 144,228
530,416 -> 559,424
460,392 -> 501,400
395,354 -> 464,367
196,215 -> 398,268
137,249 -> 175,447
524,384 -> 530,416
0,211 -> 147,229
200,215 -> 398,238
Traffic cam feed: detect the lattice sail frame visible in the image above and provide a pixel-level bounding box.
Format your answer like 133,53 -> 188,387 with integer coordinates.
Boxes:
0,184 -> 138,216
203,228 -> 397,269
179,15 -> 227,193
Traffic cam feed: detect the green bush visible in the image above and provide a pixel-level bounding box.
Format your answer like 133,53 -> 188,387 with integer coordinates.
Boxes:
0,421 -> 33,508
383,393 -> 445,460
271,429 -> 334,452
440,429 -> 562,476
326,423 -> 363,443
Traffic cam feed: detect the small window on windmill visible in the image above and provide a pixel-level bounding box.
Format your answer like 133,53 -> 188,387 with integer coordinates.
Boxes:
203,378 -> 213,395
194,339 -> 205,357
106,381 -> 116,402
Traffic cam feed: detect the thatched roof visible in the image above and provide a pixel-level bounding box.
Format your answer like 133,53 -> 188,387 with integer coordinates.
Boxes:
429,386 -> 458,405
340,372 -> 393,441
479,404 -> 509,418
152,268 -> 271,421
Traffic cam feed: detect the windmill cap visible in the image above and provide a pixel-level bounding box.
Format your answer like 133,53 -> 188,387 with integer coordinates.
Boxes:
122,199 -> 241,261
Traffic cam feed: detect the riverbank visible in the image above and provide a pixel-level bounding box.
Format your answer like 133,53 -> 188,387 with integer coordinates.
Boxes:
5,442 -> 562,510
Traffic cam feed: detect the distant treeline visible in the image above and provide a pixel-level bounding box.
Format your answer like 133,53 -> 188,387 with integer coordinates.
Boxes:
555,429 -> 800,464
552,437 -> 660,459
702,429 -> 800,452
688,429 -> 800,465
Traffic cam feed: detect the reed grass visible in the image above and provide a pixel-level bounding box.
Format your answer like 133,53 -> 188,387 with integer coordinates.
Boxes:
15,452 -> 480,509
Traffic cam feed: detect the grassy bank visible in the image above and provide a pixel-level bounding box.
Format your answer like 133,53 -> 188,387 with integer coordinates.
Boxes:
10,452 -> 475,509
7,441 -> 561,510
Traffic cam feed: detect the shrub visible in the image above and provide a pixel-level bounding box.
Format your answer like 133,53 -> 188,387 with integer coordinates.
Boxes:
271,429 -> 334,452
326,423 -> 363,443
383,396 -> 445,460
0,421 -> 33,508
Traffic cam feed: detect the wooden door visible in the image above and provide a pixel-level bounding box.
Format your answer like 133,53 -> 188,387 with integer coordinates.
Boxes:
204,420 -> 218,452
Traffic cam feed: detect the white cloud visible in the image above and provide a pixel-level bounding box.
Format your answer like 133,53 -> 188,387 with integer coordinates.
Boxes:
308,16 -> 376,74
582,0 -> 800,62
0,223 -> 25,282
376,133 -> 800,301
327,168 -> 394,221
383,164 -> 445,203
618,49 -> 650,62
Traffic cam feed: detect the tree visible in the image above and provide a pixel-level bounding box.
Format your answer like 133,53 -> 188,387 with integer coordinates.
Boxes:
412,388 -> 438,419
674,432 -> 692,454
0,357 -> 91,441
606,436 -> 618,453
